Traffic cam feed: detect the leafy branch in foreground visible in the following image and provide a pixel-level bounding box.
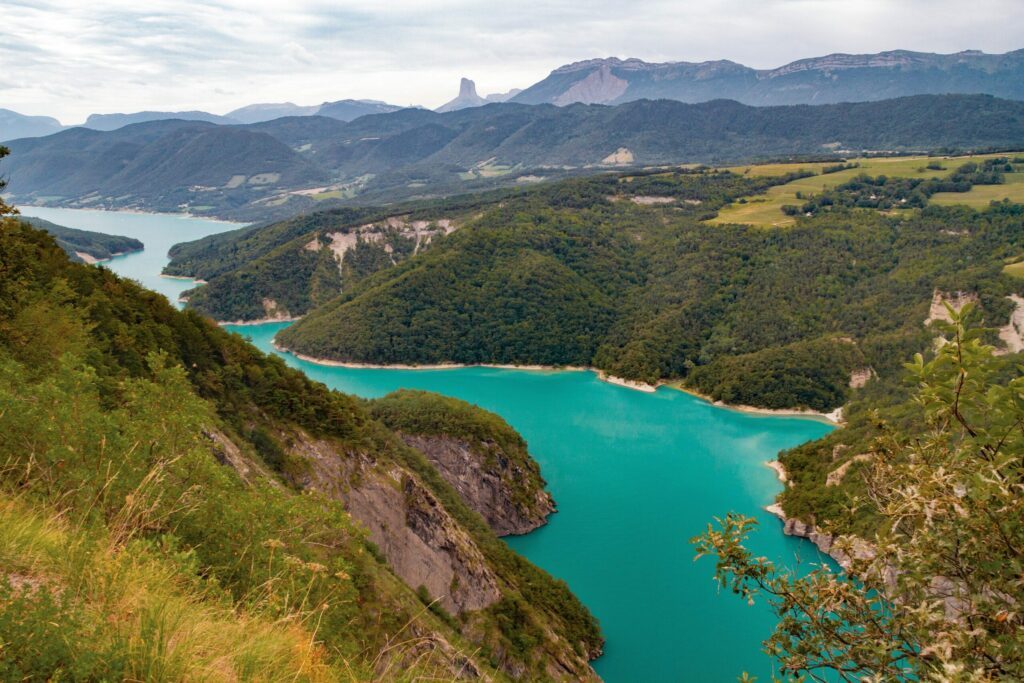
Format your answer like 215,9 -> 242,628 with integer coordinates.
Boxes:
694,305 -> 1024,682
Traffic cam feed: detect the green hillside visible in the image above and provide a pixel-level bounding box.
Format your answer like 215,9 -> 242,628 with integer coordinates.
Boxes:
165,189 -> 546,321
277,168 -> 1024,411
7,94 -> 1024,220
0,216 -> 601,680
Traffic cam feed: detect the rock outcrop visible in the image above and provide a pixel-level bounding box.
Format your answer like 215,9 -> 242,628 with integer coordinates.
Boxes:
553,63 -> 629,106
997,294 -> 1024,354
281,431 -> 502,614
401,434 -> 556,536
767,504 -> 876,571
925,289 -> 979,326
436,78 -> 488,113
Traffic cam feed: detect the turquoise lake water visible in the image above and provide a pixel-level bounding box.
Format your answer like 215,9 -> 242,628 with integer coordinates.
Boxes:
21,207 -> 835,682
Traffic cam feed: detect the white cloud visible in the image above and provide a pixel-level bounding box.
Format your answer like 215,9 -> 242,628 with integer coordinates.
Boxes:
1,0 -> 1021,123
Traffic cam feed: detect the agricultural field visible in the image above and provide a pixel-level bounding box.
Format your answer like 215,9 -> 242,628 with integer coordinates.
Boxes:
931,170 -> 1024,207
1005,260 -> 1024,279
711,153 -> 1015,226
459,158 -> 517,180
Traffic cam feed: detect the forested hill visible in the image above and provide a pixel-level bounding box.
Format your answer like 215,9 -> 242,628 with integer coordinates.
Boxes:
5,94 -> 1024,220
275,168 -> 1024,412
18,215 -> 143,263
0,218 -> 602,679
164,187 -> 593,322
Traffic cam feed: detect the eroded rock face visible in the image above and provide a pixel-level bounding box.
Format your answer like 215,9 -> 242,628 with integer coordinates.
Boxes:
778,515 -> 876,571
401,434 -> 556,536
349,468 -> 502,613
997,294 -> 1024,354
280,431 -> 501,615
925,289 -> 979,326
554,63 -> 628,106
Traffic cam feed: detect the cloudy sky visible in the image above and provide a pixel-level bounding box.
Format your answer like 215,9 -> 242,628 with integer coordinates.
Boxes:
3,0 -> 1022,123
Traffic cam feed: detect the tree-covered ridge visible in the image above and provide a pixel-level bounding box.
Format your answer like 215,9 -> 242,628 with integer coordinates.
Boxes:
7,94 -> 1024,220
0,216 -> 601,679
165,191 -> 531,321
277,167 -> 1024,411
17,215 -> 144,263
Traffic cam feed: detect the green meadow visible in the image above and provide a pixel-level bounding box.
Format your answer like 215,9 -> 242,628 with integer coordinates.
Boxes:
711,154 -> 1015,226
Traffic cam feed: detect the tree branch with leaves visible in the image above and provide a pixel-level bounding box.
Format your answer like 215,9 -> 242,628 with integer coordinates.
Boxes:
694,305 -> 1024,681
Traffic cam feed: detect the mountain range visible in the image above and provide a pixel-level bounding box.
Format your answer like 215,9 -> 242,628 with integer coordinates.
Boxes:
0,99 -> 408,142
511,49 -> 1024,106
4,48 -> 1022,142
0,108 -> 64,141
5,94 -> 1023,221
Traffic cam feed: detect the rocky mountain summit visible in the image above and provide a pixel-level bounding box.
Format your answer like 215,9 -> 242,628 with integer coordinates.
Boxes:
512,48 -> 1024,106
436,77 -> 520,112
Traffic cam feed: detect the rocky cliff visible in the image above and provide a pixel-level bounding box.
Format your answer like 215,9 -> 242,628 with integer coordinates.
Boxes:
227,394 -> 598,680
401,433 -> 556,536
370,390 -> 557,536
283,430 -> 503,614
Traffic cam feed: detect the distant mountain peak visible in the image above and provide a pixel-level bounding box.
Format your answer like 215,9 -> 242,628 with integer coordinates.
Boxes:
436,77 -> 488,113
458,78 -> 478,98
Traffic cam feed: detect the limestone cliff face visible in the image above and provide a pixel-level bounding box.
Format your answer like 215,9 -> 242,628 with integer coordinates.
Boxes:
770,510 -> 877,571
400,434 -> 556,536
280,432 -> 502,614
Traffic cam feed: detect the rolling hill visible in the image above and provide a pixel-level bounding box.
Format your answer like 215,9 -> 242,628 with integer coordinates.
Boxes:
6,94 -> 1024,220
266,166 -> 1024,412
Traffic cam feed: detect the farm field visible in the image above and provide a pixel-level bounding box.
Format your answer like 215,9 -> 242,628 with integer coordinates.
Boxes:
931,171 -> 1024,207
1005,260 -> 1024,279
711,153 -> 1015,226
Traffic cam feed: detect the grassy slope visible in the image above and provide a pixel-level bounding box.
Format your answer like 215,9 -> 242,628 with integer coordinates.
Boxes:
1005,261 -> 1024,278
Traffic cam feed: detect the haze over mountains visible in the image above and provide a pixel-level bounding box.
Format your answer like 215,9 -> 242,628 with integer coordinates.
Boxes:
0,99 -> 409,142
3,48 -> 1023,143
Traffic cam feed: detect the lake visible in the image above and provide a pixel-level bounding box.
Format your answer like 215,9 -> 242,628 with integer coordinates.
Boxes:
21,207 -> 835,682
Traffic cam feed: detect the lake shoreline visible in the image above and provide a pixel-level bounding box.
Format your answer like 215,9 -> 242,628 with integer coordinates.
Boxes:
268,340 -> 663,392
76,248 -> 141,265
223,316 -> 303,326
18,203 -> 247,226
161,273 -> 209,284
671,384 -> 843,425
266,341 -> 848,415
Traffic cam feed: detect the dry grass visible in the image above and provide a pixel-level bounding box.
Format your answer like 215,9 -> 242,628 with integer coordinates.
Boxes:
0,495 -> 339,681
